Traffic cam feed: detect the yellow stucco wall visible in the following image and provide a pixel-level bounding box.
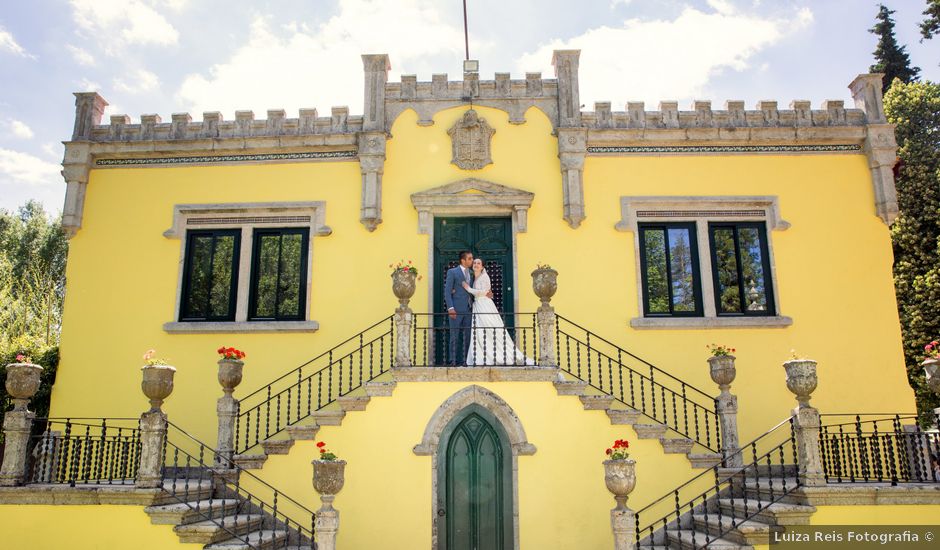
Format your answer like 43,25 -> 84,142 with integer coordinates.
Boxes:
239,380 -> 708,550
0,505 -> 201,549
809,504 -> 940,524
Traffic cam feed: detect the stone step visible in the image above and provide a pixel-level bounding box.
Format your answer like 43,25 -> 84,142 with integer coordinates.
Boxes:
285,423 -> 320,440
717,498 -> 816,526
337,395 -> 371,412
553,380 -> 588,396
232,454 -> 268,469
688,452 -> 723,469
145,498 -> 241,525
311,409 -> 346,426
579,394 -> 614,410
363,380 -> 397,397
633,423 -> 668,439
261,438 -> 295,455
606,408 -> 642,424
692,513 -> 779,546
204,529 -> 290,549
174,514 -> 264,544
151,480 -> 215,505
665,528 -> 752,550
660,437 -> 694,454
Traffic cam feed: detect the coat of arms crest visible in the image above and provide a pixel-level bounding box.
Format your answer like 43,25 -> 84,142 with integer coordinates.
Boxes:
447,109 -> 495,170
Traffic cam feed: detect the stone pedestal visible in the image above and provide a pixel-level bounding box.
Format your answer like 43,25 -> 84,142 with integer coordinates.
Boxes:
313,459 -> 345,550
394,306 -> 413,367
611,507 -> 637,550
315,498 -> 339,550
536,305 -> 556,367
136,410 -> 167,488
0,410 -> 35,486
216,396 -> 238,467
708,355 -> 741,468
604,459 -> 637,550
783,359 -> 824,486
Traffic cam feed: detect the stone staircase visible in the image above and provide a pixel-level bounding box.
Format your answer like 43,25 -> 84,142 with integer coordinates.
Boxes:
144,475 -> 314,549
553,376 -> 723,470
641,473 -> 814,549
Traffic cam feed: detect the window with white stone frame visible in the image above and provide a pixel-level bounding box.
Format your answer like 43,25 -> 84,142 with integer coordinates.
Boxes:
616,196 -> 792,329
162,202 -> 331,333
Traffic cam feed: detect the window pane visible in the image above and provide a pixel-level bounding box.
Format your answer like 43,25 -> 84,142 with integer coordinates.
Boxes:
738,227 -> 768,312
277,233 -> 303,318
712,228 -> 741,314
208,235 -> 236,318
643,229 -> 670,314
184,235 -> 213,319
254,235 -> 280,318
668,228 -> 696,312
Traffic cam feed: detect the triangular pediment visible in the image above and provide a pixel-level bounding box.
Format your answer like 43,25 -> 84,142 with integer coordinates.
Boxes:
411,178 -> 534,205
410,178 -> 535,234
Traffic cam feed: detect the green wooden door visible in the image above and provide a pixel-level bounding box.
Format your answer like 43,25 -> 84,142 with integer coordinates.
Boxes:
433,217 -> 514,364
441,411 -> 511,550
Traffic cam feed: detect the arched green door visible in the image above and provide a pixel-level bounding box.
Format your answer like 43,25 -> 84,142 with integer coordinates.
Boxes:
441,411 -> 511,550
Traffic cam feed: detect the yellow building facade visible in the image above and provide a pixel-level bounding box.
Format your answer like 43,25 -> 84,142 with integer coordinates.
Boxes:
2,51 -> 938,550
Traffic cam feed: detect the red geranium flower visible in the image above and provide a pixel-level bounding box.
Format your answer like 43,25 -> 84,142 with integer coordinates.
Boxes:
316,441 -> 325,448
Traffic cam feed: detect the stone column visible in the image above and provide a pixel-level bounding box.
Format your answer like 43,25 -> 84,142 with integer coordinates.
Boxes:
0,362 -> 43,486
215,359 -> 243,468
611,508 -> 637,550
359,54 -> 390,233
532,267 -> 559,366
63,93 -> 107,237
552,50 -> 582,128
604,458 -> 637,550
849,74 -> 899,225
708,355 -> 742,468
783,359 -> 825,486
394,305 -> 413,367
136,364 -> 175,488
557,127 -> 588,229
313,460 -> 346,550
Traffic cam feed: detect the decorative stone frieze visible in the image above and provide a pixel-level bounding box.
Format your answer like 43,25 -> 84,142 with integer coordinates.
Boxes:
447,109 -> 495,170
557,127 -> 588,228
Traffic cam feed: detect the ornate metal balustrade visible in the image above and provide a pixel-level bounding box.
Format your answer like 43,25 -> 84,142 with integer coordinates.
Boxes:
234,316 -> 394,454
555,315 -> 720,452
820,413 -> 937,485
409,312 -> 539,366
24,418 -> 140,486
637,416 -> 799,548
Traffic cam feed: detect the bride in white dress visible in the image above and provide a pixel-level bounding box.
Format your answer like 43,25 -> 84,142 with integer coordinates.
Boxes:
462,259 -> 536,366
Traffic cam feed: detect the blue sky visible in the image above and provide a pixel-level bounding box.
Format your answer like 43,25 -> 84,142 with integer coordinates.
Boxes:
0,0 -> 937,214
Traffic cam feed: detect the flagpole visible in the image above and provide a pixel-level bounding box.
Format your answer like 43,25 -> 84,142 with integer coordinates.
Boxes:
463,0 -> 470,60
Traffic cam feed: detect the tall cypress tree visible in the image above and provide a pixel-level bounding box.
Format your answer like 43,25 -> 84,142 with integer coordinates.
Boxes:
870,4 -> 920,93
886,81 -> 940,420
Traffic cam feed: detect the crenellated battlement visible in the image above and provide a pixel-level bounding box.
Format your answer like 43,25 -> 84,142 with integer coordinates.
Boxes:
89,106 -> 364,142
580,99 -> 866,130
384,72 -> 557,101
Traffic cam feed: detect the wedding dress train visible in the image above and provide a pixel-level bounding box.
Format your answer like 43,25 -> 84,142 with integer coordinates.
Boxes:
465,271 -> 536,366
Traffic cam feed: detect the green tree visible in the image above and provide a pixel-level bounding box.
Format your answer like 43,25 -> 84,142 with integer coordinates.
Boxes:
922,0 -> 940,40
870,4 -> 920,93
886,80 -> 940,420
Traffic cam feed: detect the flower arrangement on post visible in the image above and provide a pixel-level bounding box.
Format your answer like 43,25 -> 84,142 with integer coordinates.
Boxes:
531,263 -> 558,306
216,346 -> 246,396
140,349 -> 176,412
706,344 -> 737,390
5,354 -> 43,412
14,354 -> 32,364
923,340 -> 940,394
603,438 -> 636,510
390,259 -> 421,307
782,350 -> 817,408
312,441 -> 346,500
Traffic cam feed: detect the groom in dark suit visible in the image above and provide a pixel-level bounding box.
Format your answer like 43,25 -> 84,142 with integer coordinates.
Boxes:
444,250 -> 484,365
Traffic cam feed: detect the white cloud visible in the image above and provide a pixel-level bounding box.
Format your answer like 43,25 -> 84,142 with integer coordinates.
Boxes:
518,6 -> 814,106
0,25 -> 34,58
69,0 -> 179,50
67,44 -> 96,66
0,149 -> 61,186
41,142 -> 62,160
77,77 -> 102,91
113,69 -> 160,94
6,120 -> 34,139
177,0 -> 465,115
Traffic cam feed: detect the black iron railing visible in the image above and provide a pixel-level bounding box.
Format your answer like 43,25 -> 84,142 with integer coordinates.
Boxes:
820,413 -> 937,485
164,422 -> 315,549
234,316 -> 394,454
410,312 -> 539,366
555,315 -> 719,451
637,416 -> 799,548
24,418 -> 141,486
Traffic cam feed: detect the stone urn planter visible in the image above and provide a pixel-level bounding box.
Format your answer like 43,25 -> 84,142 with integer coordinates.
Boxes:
922,358 -> 940,395
141,364 -> 176,412
531,267 -> 558,306
391,269 -> 417,308
783,359 -> 817,407
603,458 -> 636,510
313,460 -> 346,504
217,359 -> 244,396
4,362 -> 43,412
708,355 -> 736,391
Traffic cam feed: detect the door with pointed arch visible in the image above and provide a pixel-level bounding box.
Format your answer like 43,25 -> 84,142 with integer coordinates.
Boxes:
437,407 -> 512,550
